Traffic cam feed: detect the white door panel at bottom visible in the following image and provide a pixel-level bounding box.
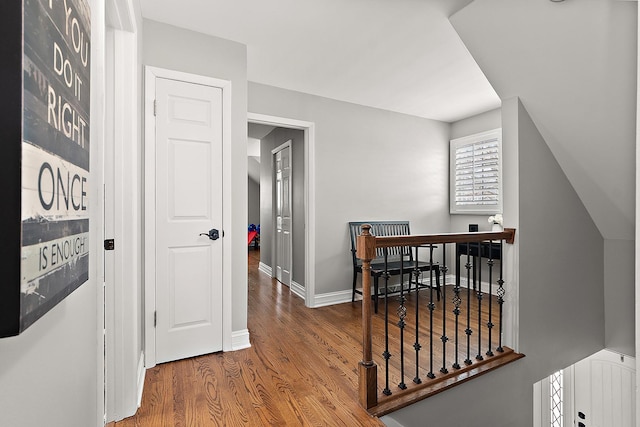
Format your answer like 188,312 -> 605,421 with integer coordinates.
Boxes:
155,77 -> 223,363
574,349 -> 636,427
158,245 -> 217,360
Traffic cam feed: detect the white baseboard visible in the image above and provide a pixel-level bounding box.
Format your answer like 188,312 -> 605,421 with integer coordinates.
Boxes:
291,280 -> 305,300
306,273 -> 499,311
312,289 -> 352,308
136,352 -> 145,408
444,274 -> 499,296
258,262 -> 272,276
231,329 -> 251,350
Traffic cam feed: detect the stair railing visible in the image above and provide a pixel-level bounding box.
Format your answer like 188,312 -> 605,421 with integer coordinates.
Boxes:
357,224 -> 520,414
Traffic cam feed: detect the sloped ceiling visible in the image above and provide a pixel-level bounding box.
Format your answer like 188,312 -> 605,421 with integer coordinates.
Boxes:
451,0 -> 637,240
138,0 -> 499,122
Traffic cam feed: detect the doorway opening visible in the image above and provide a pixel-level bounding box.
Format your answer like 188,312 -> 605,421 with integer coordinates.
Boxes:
247,114 -> 316,306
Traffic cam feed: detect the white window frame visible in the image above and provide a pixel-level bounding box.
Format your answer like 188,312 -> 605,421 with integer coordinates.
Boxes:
549,370 -> 564,427
449,128 -> 503,215
533,367 -> 574,427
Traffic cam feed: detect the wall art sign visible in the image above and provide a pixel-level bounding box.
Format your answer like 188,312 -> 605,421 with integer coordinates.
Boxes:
0,0 -> 91,337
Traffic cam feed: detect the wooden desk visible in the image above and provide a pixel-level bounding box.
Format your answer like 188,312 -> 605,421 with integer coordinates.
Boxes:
455,241 -> 501,290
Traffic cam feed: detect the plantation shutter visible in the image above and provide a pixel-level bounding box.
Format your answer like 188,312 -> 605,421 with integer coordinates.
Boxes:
450,129 -> 502,214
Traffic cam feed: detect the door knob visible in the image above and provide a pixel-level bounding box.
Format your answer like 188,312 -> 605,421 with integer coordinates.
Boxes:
199,229 -> 220,240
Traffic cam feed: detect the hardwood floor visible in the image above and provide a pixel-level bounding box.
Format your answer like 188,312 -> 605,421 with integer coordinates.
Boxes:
115,250 -> 386,426
371,282 -> 501,390
115,249 -> 520,425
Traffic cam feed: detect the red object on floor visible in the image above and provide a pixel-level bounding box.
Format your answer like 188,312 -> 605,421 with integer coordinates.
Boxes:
248,230 -> 258,245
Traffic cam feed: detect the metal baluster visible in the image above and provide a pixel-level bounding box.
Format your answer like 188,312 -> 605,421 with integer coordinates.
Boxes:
476,240 -> 484,361
413,246 -> 422,385
440,244 -> 449,374
397,253 -> 407,390
497,240 -> 505,353
452,247 -> 462,370
465,242 -> 473,366
382,249 -> 392,395
486,240 -> 495,357
426,245 -> 436,379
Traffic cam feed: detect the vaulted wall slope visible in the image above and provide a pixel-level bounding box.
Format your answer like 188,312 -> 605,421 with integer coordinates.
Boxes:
450,0 -> 636,355
513,97 -> 605,376
451,0 -> 637,242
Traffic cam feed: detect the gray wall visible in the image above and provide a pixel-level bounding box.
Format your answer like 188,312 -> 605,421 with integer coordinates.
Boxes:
384,98 -> 605,427
143,19 -> 249,332
515,97 -> 604,375
249,82 -> 450,295
604,239 -> 634,355
450,107 -> 502,144
0,285 -> 100,427
0,1 -> 104,425
248,176 -> 260,226
259,127 -> 305,286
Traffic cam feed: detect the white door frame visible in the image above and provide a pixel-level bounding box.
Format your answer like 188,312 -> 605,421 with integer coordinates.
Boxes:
93,2 -> 107,426
145,66 -> 233,367
635,5 -> 640,423
105,0 -> 142,422
247,113 -> 316,307
272,140 -> 293,287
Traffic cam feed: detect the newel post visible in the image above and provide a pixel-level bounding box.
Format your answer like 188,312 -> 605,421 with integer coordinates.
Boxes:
357,224 -> 378,409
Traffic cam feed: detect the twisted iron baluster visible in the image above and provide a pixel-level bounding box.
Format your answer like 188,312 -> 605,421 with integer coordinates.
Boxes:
464,242 -> 473,366
426,245 -> 436,379
413,246 -> 422,385
440,244 -> 449,374
476,240 -> 484,362
497,240 -> 505,353
397,253 -> 407,390
382,249 -> 392,396
452,252 -> 462,370
486,241 -> 495,357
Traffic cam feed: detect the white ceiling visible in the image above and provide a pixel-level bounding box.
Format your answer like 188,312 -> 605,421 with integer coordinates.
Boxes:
138,0 -> 500,123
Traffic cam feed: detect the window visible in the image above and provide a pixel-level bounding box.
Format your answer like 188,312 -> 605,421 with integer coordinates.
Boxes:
550,370 -> 563,427
534,368 -> 572,427
450,128 -> 502,214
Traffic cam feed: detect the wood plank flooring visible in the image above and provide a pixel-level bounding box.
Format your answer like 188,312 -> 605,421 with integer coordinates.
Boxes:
370,282 -> 502,394
115,249 -> 517,425
115,250 -> 385,426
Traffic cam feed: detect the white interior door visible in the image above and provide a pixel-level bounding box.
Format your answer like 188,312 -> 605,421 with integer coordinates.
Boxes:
273,141 -> 292,287
154,77 -> 223,364
574,349 -> 636,427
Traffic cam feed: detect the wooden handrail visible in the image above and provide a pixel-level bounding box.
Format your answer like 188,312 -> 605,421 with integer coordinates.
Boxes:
372,228 -> 515,248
